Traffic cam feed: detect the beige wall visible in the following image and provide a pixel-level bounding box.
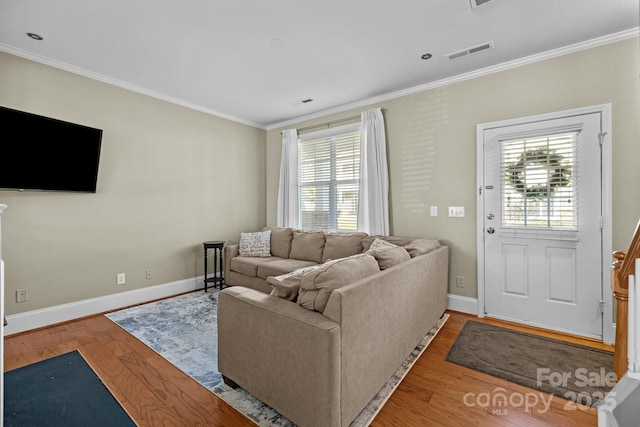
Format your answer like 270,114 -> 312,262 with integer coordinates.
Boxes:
267,37 -> 640,298
1,37 -> 638,316
0,53 -> 266,315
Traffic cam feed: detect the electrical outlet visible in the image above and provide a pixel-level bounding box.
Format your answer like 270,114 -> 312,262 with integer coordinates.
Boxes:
16,289 -> 28,303
145,269 -> 152,280
430,206 -> 438,217
117,273 -> 126,285
456,276 -> 464,288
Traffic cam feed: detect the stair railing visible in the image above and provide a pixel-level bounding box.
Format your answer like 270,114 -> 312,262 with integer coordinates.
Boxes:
626,259 -> 640,378
612,218 -> 640,379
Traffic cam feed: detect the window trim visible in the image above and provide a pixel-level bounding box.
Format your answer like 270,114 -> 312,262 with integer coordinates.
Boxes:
298,122 -> 360,142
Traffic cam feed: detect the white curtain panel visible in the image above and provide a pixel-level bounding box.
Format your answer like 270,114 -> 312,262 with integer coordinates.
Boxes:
358,108 -> 389,235
277,129 -> 299,228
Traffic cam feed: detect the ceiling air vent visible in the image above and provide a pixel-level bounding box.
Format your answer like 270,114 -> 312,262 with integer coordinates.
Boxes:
469,0 -> 494,9
446,41 -> 494,61
289,98 -> 314,106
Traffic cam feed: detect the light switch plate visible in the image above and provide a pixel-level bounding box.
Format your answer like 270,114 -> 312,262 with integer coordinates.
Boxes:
430,206 -> 438,217
448,206 -> 465,217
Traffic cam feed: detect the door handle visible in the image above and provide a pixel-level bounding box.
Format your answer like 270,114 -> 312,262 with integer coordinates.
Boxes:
487,227 -> 495,234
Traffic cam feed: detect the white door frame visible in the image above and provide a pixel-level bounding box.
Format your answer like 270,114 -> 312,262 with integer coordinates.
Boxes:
476,104 -> 613,344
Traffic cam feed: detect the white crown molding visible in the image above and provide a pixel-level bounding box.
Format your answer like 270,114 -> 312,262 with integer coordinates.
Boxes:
266,28 -> 640,131
1,27 -> 637,132
0,44 -> 264,129
3,276 -> 205,336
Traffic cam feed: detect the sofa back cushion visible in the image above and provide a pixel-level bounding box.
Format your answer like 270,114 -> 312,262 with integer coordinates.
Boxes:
362,235 -> 414,251
321,232 -> 368,263
297,253 -> 380,313
363,236 -> 441,257
267,265 -> 321,301
404,238 -> 440,257
263,227 -> 294,259
366,238 -> 411,270
289,230 -> 326,263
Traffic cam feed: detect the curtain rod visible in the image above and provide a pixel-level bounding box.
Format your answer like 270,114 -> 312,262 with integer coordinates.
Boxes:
285,108 -> 387,134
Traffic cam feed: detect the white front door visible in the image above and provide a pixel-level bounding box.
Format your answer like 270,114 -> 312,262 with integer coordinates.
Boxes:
480,108 -> 606,339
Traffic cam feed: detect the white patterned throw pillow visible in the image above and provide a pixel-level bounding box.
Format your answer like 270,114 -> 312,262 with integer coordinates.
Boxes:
239,230 -> 271,257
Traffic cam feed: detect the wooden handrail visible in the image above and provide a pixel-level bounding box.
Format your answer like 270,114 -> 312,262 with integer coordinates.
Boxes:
612,218 -> 640,379
619,219 -> 640,286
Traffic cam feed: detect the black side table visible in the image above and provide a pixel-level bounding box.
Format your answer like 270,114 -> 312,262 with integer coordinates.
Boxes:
203,241 -> 225,292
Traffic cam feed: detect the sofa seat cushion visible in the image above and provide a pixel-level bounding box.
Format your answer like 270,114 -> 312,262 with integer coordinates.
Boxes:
322,232 -> 368,263
230,256 -> 284,278
297,253 -> 380,313
257,258 -> 319,279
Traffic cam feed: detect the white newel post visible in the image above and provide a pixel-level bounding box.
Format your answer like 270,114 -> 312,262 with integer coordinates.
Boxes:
627,260 -> 640,379
599,258 -> 640,426
637,259 -> 640,374
0,203 -> 6,427
629,271 -> 636,373
632,259 -> 640,379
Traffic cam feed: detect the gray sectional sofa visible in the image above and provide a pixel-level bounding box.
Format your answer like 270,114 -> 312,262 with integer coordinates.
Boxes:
218,227 -> 449,427
223,227 -> 367,293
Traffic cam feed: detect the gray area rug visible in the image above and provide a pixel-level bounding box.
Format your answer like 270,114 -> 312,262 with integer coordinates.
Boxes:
106,290 -> 448,426
4,350 -> 136,427
445,320 -> 614,406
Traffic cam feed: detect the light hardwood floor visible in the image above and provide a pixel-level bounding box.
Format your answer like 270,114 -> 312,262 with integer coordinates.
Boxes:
4,300 -> 612,427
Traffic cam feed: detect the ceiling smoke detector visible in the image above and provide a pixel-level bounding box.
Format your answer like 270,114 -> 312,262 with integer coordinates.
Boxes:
445,41 -> 494,61
469,0 -> 494,9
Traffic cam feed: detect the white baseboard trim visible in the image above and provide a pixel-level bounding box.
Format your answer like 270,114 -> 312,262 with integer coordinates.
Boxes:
7,287 -> 584,337
445,294 -> 616,344
3,276 -> 205,336
447,294 -> 478,315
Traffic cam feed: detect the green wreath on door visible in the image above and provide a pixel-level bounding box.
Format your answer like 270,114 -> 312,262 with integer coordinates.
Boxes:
505,148 -> 571,199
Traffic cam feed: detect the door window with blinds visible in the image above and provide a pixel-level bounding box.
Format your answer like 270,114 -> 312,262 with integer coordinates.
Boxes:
298,124 -> 360,232
501,129 -> 578,230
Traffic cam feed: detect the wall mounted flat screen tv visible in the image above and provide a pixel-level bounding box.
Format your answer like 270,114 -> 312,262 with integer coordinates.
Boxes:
0,106 -> 103,193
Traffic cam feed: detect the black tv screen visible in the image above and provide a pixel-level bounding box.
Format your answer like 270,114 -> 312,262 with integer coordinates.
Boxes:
0,106 -> 102,192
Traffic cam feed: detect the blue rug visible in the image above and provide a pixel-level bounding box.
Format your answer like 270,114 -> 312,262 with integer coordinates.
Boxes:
3,350 -> 136,427
106,290 -> 448,426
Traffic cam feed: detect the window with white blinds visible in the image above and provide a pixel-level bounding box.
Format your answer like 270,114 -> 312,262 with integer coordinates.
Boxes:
298,124 -> 360,231
502,131 -> 578,230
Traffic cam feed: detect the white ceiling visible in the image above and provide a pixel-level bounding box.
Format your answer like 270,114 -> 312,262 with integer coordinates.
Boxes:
0,0 -> 638,129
